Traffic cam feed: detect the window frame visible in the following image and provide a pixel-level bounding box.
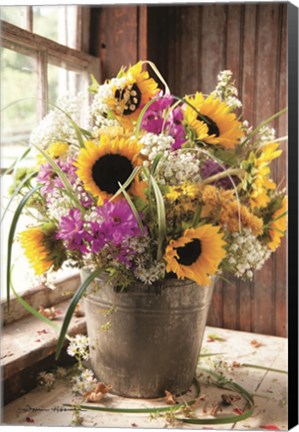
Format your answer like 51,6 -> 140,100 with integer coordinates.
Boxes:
1,9 -> 100,316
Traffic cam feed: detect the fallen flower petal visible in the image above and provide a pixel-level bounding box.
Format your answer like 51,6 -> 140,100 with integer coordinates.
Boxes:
164,390 -> 178,405
39,306 -> 58,320
84,382 -> 112,402
250,339 -> 263,348
260,425 -> 280,430
233,408 -> 244,415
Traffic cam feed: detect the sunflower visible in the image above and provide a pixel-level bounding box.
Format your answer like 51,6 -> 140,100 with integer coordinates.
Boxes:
164,224 -> 227,286
106,61 -> 159,129
184,92 -> 244,149
268,196 -> 287,251
19,227 -> 55,275
75,135 -> 143,205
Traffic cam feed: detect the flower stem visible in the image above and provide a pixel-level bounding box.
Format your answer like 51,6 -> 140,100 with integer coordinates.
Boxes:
202,168 -> 245,185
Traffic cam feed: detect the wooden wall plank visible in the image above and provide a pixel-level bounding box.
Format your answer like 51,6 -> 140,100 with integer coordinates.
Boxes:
221,4 -> 242,331
274,3 -> 288,337
251,3 -> 282,335
91,6 -> 139,81
200,4 -> 227,92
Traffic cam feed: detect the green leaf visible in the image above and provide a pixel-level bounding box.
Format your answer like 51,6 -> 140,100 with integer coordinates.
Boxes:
109,166 -> 141,202
151,153 -> 163,175
242,107 -> 288,147
80,128 -> 92,138
177,367 -> 254,425
55,268 -> 103,360
88,74 -> 100,93
10,272 -> 59,332
135,97 -> 161,137
214,148 -> 239,166
48,102 -> 85,148
118,183 -> 145,235
150,175 -> 166,260
6,185 -> 42,310
4,146 -> 32,176
1,170 -> 37,224
241,363 -> 287,374
63,377 -> 200,414
191,206 -> 202,228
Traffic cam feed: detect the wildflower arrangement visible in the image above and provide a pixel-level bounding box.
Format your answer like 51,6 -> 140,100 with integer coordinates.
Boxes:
7,61 -> 287,329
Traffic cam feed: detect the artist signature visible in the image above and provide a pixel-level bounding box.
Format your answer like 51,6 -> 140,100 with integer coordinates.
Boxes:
17,404 -> 76,413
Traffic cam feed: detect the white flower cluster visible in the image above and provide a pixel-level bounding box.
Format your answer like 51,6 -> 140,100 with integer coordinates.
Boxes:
156,150 -> 201,185
134,254 -> 166,285
90,76 -> 128,129
30,92 -> 88,150
140,132 -> 174,163
211,70 -> 242,110
255,125 -> 277,147
67,334 -> 90,361
72,368 -> 97,395
46,192 -> 74,220
226,229 -> 271,279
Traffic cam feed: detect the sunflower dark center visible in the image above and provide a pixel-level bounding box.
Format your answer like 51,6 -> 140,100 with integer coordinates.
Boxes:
175,239 -> 202,266
198,114 -> 220,137
115,83 -> 142,115
91,154 -> 133,194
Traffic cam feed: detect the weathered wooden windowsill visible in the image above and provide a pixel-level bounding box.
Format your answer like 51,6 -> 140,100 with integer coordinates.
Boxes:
1,273 -> 85,404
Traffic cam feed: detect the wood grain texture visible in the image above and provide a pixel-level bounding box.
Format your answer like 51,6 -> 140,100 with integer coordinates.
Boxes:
89,3 -> 287,336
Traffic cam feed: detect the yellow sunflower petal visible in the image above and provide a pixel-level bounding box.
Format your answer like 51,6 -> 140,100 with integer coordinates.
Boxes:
75,136 -> 143,203
164,224 -> 226,286
184,92 -> 244,149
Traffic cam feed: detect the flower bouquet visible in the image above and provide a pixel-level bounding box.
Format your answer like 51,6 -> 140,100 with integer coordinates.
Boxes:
6,61 -> 287,397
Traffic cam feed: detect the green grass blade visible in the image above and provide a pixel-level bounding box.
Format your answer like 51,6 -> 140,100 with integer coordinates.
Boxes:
6,185 -> 42,310
33,144 -> 85,212
119,183 -> 145,235
3,146 -> 32,176
177,367 -> 254,425
151,153 -> 163,175
10,276 -> 59,332
241,363 -> 287,374
63,377 -> 200,414
109,166 -> 141,202
55,268 -> 103,360
48,102 -> 85,148
1,170 -> 37,224
150,175 -> 166,260
242,107 -> 288,147
135,97 -> 161,137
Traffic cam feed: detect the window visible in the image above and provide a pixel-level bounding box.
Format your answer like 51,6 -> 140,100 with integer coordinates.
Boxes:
1,6 -> 100,299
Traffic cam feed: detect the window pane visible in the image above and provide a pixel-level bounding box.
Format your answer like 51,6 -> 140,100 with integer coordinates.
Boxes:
0,6 -> 29,29
1,47 -> 38,170
32,6 -> 78,49
48,63 -> 87,104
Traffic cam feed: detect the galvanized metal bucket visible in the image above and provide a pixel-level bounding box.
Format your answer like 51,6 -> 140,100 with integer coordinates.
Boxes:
83,270 -> 214,398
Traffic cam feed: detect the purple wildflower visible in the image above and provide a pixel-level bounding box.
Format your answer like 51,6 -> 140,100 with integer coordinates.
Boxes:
56,208 -> 90,253
88,200 -> 147,267
141,92 -> 186,150
201,160 -> 240,190
37,158 -> 93,209
37,159 -> 77,196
